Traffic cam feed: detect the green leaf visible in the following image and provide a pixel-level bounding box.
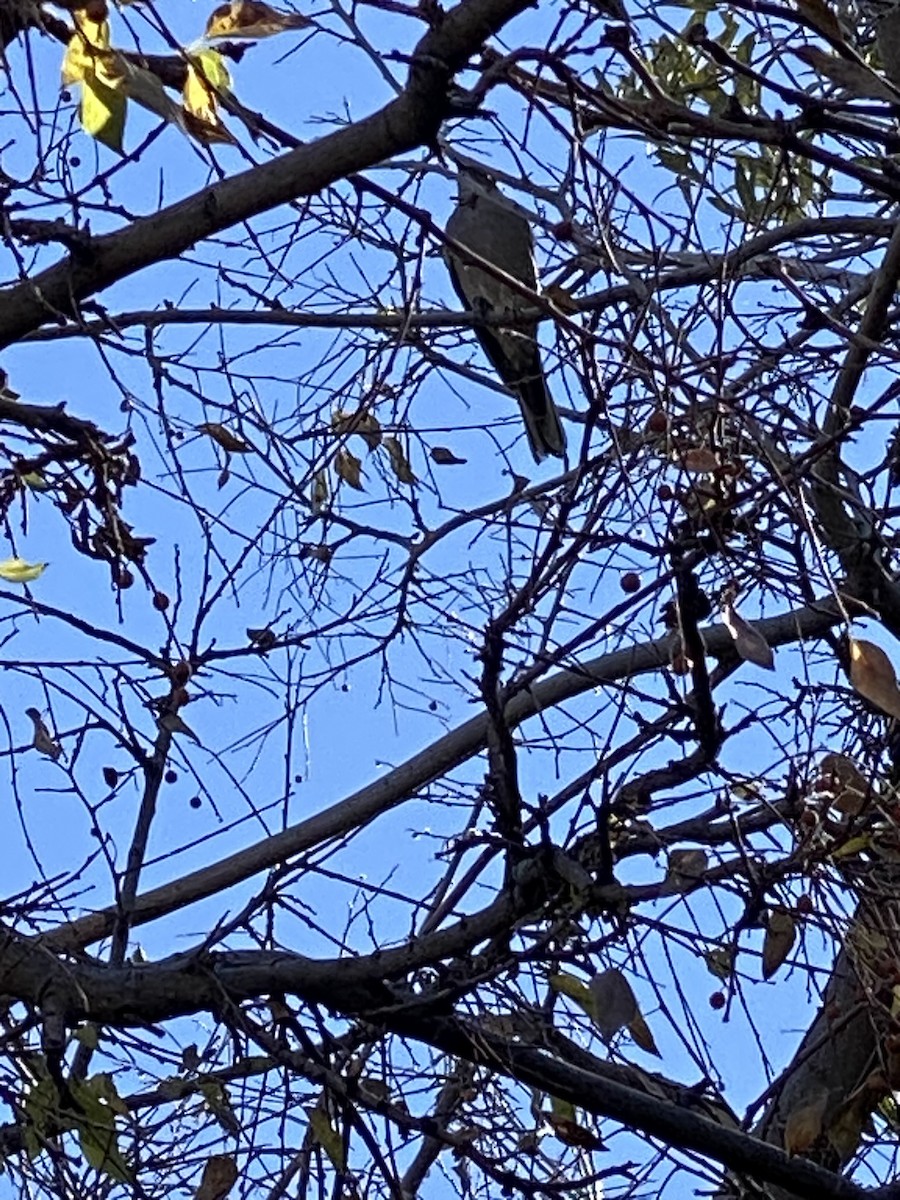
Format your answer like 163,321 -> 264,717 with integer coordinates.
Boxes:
307,1107 -> 345,1170
71,1077 -> 132,1183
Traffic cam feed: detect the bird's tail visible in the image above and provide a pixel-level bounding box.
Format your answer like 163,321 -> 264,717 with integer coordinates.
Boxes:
518,375 -> 567,462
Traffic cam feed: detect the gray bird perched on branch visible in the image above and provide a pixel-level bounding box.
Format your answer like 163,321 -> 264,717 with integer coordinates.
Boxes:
445,167 -> 566,463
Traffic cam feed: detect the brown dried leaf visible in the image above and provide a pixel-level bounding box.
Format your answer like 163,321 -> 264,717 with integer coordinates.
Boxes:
332,409 -> 382,450
849,637 -> 900,720
311,470 -> 329,513
783,1089 -> 828,1157
547,1116 -> 605,1149
663,848 -> 708,893
430,446 -> 467,466
722,602 -> 775,669
814,752 -> 869,816
383,436 -> 416,484
198,422 -> 251,454
628,1009 -> 661,1056
205,0 -> 311,38
762,908 -> 796,980
678,446 -> 720,473
195,1154 -> 238,1200
334,447 -> 364,491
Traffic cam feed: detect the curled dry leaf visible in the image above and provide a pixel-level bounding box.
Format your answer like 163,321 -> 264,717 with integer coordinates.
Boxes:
331,409 -> 382,450
334,447 -> 364,491
198,423 -> 251,454
430,446 -> 467,465
848,638 -> 900,720
311,470 -> 329,513
383,436 -> 416,484
677,446 -> 720,473
663,848 -> 708,893
705,946 -> 734,980
762,908 -> 796,980
589,968 -> 638,1042
194,1154 -> 238,1200
205,0 -> 312,38
628,1009 -> 661,1057
813,752 -> 870,816
722,602 -> 775,670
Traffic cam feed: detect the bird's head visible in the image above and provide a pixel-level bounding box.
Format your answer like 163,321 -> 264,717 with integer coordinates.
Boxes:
456,164 -> 499,203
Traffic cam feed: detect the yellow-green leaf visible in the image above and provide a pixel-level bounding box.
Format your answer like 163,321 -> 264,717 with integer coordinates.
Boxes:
548,972 -> 594,1019
307,1108 -> 345,1170
0,557 -> 48,583
80,73 -> 126,152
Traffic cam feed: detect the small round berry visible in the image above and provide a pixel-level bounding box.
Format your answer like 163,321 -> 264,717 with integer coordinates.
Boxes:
709,991 -> 726,1010
189,795 -> 202,809
657,484 -> 674,502
646,409 -> 668,435
153,591 -> 170,612
796,894 -> 814,915
620,571 -> 641,594
165,769 -> 178,784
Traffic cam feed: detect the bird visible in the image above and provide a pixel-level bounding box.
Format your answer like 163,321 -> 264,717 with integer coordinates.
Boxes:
25,707 -> 63,761
445,167 -> 566,463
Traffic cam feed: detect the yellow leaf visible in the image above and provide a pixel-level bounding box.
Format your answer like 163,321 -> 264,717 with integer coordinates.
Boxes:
184,65 -> 218,126
74,7 -> 111,49
20,471 -> 50,492
0,557 -> 47,583
198,422 -> 251,454
205,0 -> 312,39
831,833 -> 871,860
80,73 -> 126,152
849,637 -> 900,720
335,447 -> 364,490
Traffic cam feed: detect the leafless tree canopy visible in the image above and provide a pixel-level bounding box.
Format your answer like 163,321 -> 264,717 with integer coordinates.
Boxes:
5,0 -> 900,1197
